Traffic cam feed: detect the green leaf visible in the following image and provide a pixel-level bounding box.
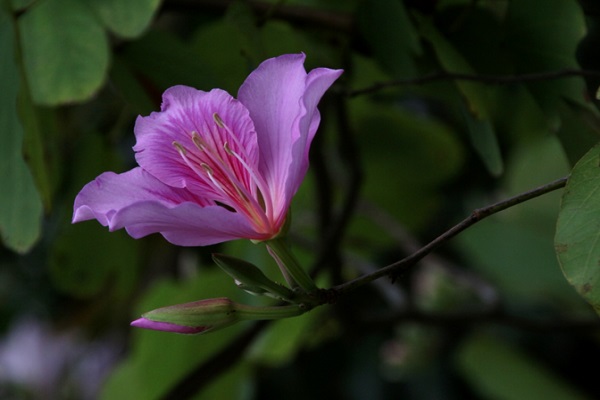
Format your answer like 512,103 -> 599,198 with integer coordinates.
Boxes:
49,223 -> 139,299
49,130 -> 137,299
417,15 -> 503,176
19,0 -> 109,105
85,0 -> 160,39
122,29 -> 218,93
249,307 -> 325,366
556,100 -> 600,165
457,136 -> 583,308
461,101 -> 503,177
18,81 -> 56,211
0,9 -> 42,253
101,270 -> 251,399
224,0 -> 264,63
109,55 -> 156,115
10,0 -> 35,11
348,95 -> 464,231
417,16 -> 492,119
457,217 -> 584,307
555,143 -> 600,314
505,0 -> 588,114
457,335 -> 589,400
505,0 -> 585,71
357,0 -> 421,76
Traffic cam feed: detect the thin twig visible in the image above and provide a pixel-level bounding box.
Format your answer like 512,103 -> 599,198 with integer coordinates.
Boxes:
332,176 -> 568,298
349,69 -> 600,97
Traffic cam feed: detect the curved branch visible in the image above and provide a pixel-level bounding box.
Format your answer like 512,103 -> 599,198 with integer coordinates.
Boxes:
331,176 -> 568,298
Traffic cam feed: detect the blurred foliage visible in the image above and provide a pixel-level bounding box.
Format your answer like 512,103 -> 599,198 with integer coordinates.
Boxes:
2,0 -> 600,399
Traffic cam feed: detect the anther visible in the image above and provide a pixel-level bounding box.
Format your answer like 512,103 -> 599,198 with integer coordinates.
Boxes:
191,132 -> 206,151
213,113 -> 225,128
172,141 -> 187,155
223,141 -> 233,155
200,163 -> 213,174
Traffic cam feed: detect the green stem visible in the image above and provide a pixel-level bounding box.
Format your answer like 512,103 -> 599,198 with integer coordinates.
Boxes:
236,303 -> 306,320
266,237 -> 318,292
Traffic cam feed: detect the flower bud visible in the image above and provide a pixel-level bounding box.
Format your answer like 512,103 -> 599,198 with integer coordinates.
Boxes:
131,297 -> 238,334
131,297 -> 307,335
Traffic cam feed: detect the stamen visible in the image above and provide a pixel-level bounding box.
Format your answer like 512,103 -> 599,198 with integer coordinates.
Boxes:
172,117 -> 273,233
213,112 -> 225,128
191,132 -> 206,151
172,141 -> 186,155
223,144 -> 274,220
200,163 -> 213,174
212,118 -> 274,220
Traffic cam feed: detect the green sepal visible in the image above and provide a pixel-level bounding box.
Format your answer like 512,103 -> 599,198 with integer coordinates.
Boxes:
212,253 -> 296,302
142,297 -> 238,330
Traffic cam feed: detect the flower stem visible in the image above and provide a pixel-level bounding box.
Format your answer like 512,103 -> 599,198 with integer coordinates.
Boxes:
266,237 -> 318,292
236,303 -> 306,320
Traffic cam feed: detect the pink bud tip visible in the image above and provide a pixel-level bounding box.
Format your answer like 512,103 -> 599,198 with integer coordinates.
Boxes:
130,318 -> 210,334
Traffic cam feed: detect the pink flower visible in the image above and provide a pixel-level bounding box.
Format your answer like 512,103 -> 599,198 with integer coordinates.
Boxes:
73,54 -> 342,246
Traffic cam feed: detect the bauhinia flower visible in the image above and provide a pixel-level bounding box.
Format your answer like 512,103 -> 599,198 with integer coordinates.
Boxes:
72,54 -> 342,246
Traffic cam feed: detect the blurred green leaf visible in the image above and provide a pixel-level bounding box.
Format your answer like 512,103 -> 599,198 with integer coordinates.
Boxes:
555,143 -> 600,315
556,100 -> 600,165
457,136 -> 583,308
189,18 -> 320,96
18,0 -> 109,105
492,85 -> 550,144
49,223 -> 139,299
0,9 -> 42,253
10,0 -> 35,11
349,96 -> 464,231
418,16 -> 492,119
122,29 -> 218,93
357,0 -> 421,76
457,335 -> 589,400
109,55 -> 156,115
505,0 -> 585,73
249,307 -> 325,366
17,80 -> 55,211
417,15 -> 502,176
504,0 -> 592,160
260,21 -> 318,64
456,217 -> 583,307
225,0 -> 264,63
503,136 -> 570,228
101,269 -> 252,399
85,0 -> 160,39
189,21 -> 249,94
49,131 -> 137,299
461,101 -> 503,177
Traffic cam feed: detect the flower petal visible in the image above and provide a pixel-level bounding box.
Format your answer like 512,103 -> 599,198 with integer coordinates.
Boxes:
130,318 -> 208,334
133,86 -> 259,199
237,54 -> 342,218
73,167 -> 263,246
286,66 -> 344,199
